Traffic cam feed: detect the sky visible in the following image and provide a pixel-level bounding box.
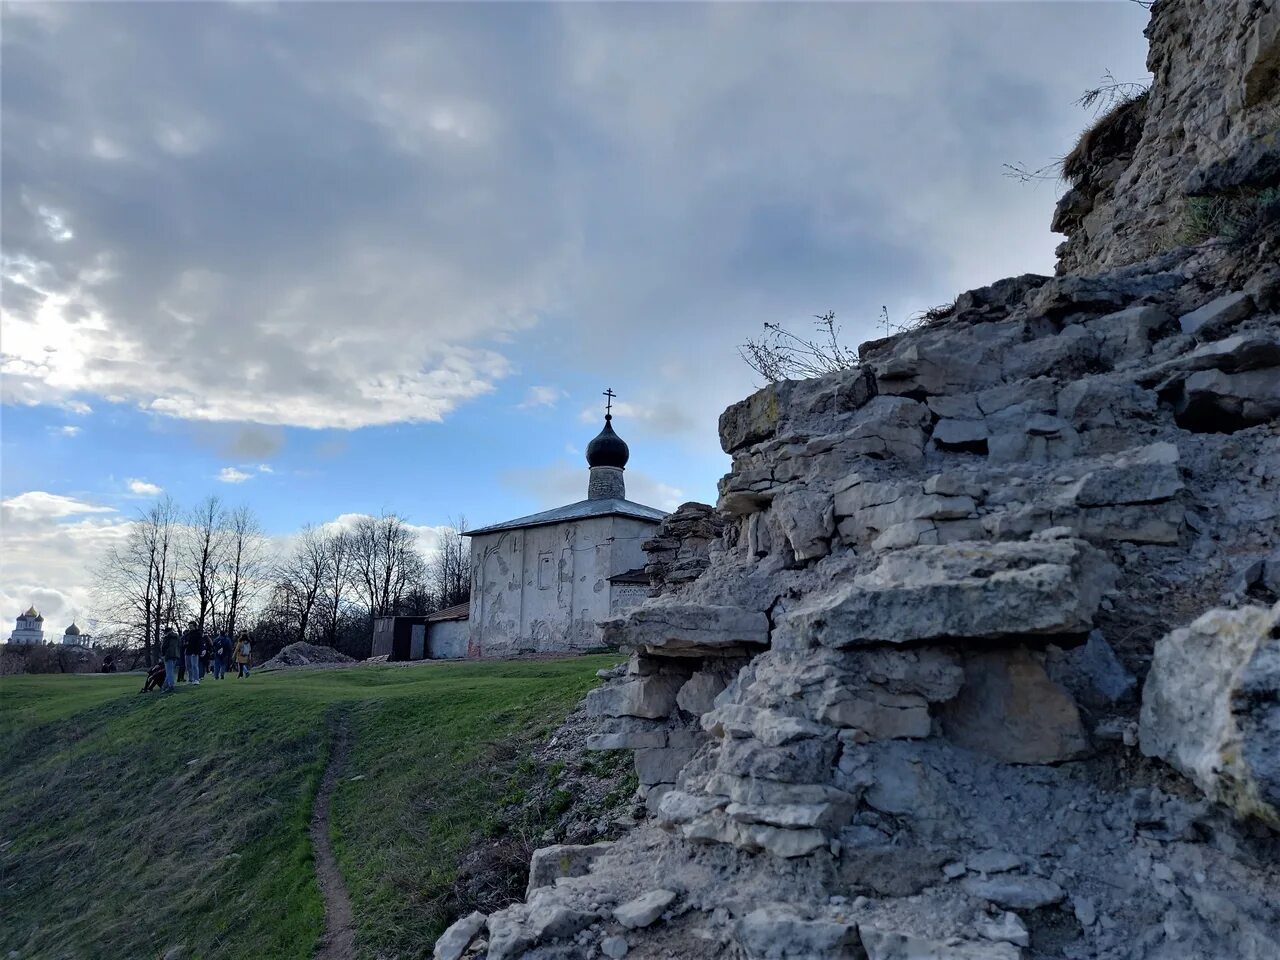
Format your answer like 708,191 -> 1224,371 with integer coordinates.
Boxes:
0,0 -> 1152,632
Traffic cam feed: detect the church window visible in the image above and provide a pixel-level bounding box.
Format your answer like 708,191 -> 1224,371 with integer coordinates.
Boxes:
538,552 -> 553,589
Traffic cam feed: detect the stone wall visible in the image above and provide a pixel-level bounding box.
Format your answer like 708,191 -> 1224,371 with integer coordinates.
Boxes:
435,4 -> 1280,958
1054,0 -> 1280,274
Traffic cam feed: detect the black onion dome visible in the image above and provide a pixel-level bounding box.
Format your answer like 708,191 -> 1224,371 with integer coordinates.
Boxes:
586,415 -> 630,469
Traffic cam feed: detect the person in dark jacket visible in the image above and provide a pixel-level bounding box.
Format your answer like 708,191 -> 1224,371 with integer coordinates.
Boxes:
182,621 -> 203,685
141,660 -> 165,692
212,631 -> 232,680
161,627 -> 181,692
199,634 -> 213,678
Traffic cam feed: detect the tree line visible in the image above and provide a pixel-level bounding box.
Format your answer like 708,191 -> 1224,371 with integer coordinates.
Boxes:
93,496 -> 470,666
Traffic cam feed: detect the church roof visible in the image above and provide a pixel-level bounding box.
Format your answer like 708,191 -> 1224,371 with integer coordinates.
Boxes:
64,622 -> 81,636
23,605 -> 41,620
463,497 -> 667,537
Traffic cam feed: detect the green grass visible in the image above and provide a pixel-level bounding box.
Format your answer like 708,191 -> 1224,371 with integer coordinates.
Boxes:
0,657 -> 617,960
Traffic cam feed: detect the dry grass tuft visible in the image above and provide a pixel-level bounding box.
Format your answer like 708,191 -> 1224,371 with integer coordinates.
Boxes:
1062,89 -> 1149,187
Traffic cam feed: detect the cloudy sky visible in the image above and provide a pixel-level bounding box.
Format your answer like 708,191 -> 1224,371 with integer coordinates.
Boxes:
0,1 -> 1151,631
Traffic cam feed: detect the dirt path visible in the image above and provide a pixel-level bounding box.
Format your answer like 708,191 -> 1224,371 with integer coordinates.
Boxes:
311,714 -> 357,960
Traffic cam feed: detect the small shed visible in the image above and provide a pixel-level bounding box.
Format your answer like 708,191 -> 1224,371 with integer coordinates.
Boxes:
370,616 -> 429,661
425,602 -> 469,659
370,602 -> 471,662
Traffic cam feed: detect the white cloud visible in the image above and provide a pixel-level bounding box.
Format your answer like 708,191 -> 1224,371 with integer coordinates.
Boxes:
51,425 -> 81,437
0,491 -> 130,630
518,385 -> 566,410
126,478 -> 163,497
217,467 -> 252,484
500,462 -> 684,513
1,491 -> 116,521
256,463 -> 274,473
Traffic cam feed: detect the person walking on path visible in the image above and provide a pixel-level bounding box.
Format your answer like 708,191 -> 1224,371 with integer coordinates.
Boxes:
212,631 -> 232,680
234,633 -> 252,678
182,621 -> 203,685
161,626 -> 181,692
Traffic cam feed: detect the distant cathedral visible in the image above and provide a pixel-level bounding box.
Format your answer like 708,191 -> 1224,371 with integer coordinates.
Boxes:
7,606 -> 90,646
462,391 -> 668,657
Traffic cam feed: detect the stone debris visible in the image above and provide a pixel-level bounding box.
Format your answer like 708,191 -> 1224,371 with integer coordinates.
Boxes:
438,3 -> 1280,958
433,911 -> 486,960
259,641 -> 356,671
612,888 -> 676,929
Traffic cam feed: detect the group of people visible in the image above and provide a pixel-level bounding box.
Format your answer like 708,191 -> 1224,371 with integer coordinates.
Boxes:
142,622 -> 253,693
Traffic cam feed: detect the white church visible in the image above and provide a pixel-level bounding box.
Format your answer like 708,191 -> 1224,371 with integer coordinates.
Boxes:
462,400 -> 667,657
7,606 -> 91,647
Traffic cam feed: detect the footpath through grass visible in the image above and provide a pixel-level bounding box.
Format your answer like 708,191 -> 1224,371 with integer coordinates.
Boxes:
0,656 -> 615,960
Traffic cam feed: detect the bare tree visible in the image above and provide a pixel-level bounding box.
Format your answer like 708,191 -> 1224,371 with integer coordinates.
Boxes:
429,516 -> 471,610
316,528 -> 357,647
217,505 -> 267,638
93,496 -> 180,664
182,496 -> 226,635
352,513 -> 428,618
276,525 -> 328,643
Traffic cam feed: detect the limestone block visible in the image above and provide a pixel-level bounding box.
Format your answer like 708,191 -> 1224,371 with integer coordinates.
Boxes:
583,673 -> 685,720
773,490 -> 836,561
1001,323 -> 1099,381
1084,305 -> 1176,364
1139,602 -> 1280,826
599,603 -> 770,655
1176,333 -> 1280,373
719,736 -> 838,783
586,727 -> 668,751
634,746 -> 694,787
434,911 -> 486,960
682,811 -> 828,858
736,904 -> 861,959
676,664 -> 736,716
1073,501 -> 1184,545
940,648 -> 1090,764
1178,366 -> 1280,427
613,889 -> 676,929
975,912 -> 1029,948
859,927 -> 1022,960
820,689 -> 933,741
655,789 -> 728,825
525,842 -> 614,898
775,539 -> 1115,648
1069,460 -> 1182,506
725,798 -> 853,830
1178,291 -> 1255,338
961,875 -> 1065,910
934,418 -> 990,451
720,382 -> 791,453
527,903 -> 597,943
705,774 -> 857,809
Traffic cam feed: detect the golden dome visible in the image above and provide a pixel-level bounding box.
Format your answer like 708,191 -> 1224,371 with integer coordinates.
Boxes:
23,605 -> 41,619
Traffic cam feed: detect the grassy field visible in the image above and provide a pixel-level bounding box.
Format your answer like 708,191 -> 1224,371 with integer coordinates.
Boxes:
0,656 -> 617,960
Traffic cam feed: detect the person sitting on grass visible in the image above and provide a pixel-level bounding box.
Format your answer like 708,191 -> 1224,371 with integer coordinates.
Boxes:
235,633 -> 252,678
140,661 -> 166,693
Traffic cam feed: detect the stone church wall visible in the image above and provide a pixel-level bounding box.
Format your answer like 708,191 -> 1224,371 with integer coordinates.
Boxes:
467,514 -> 659,657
